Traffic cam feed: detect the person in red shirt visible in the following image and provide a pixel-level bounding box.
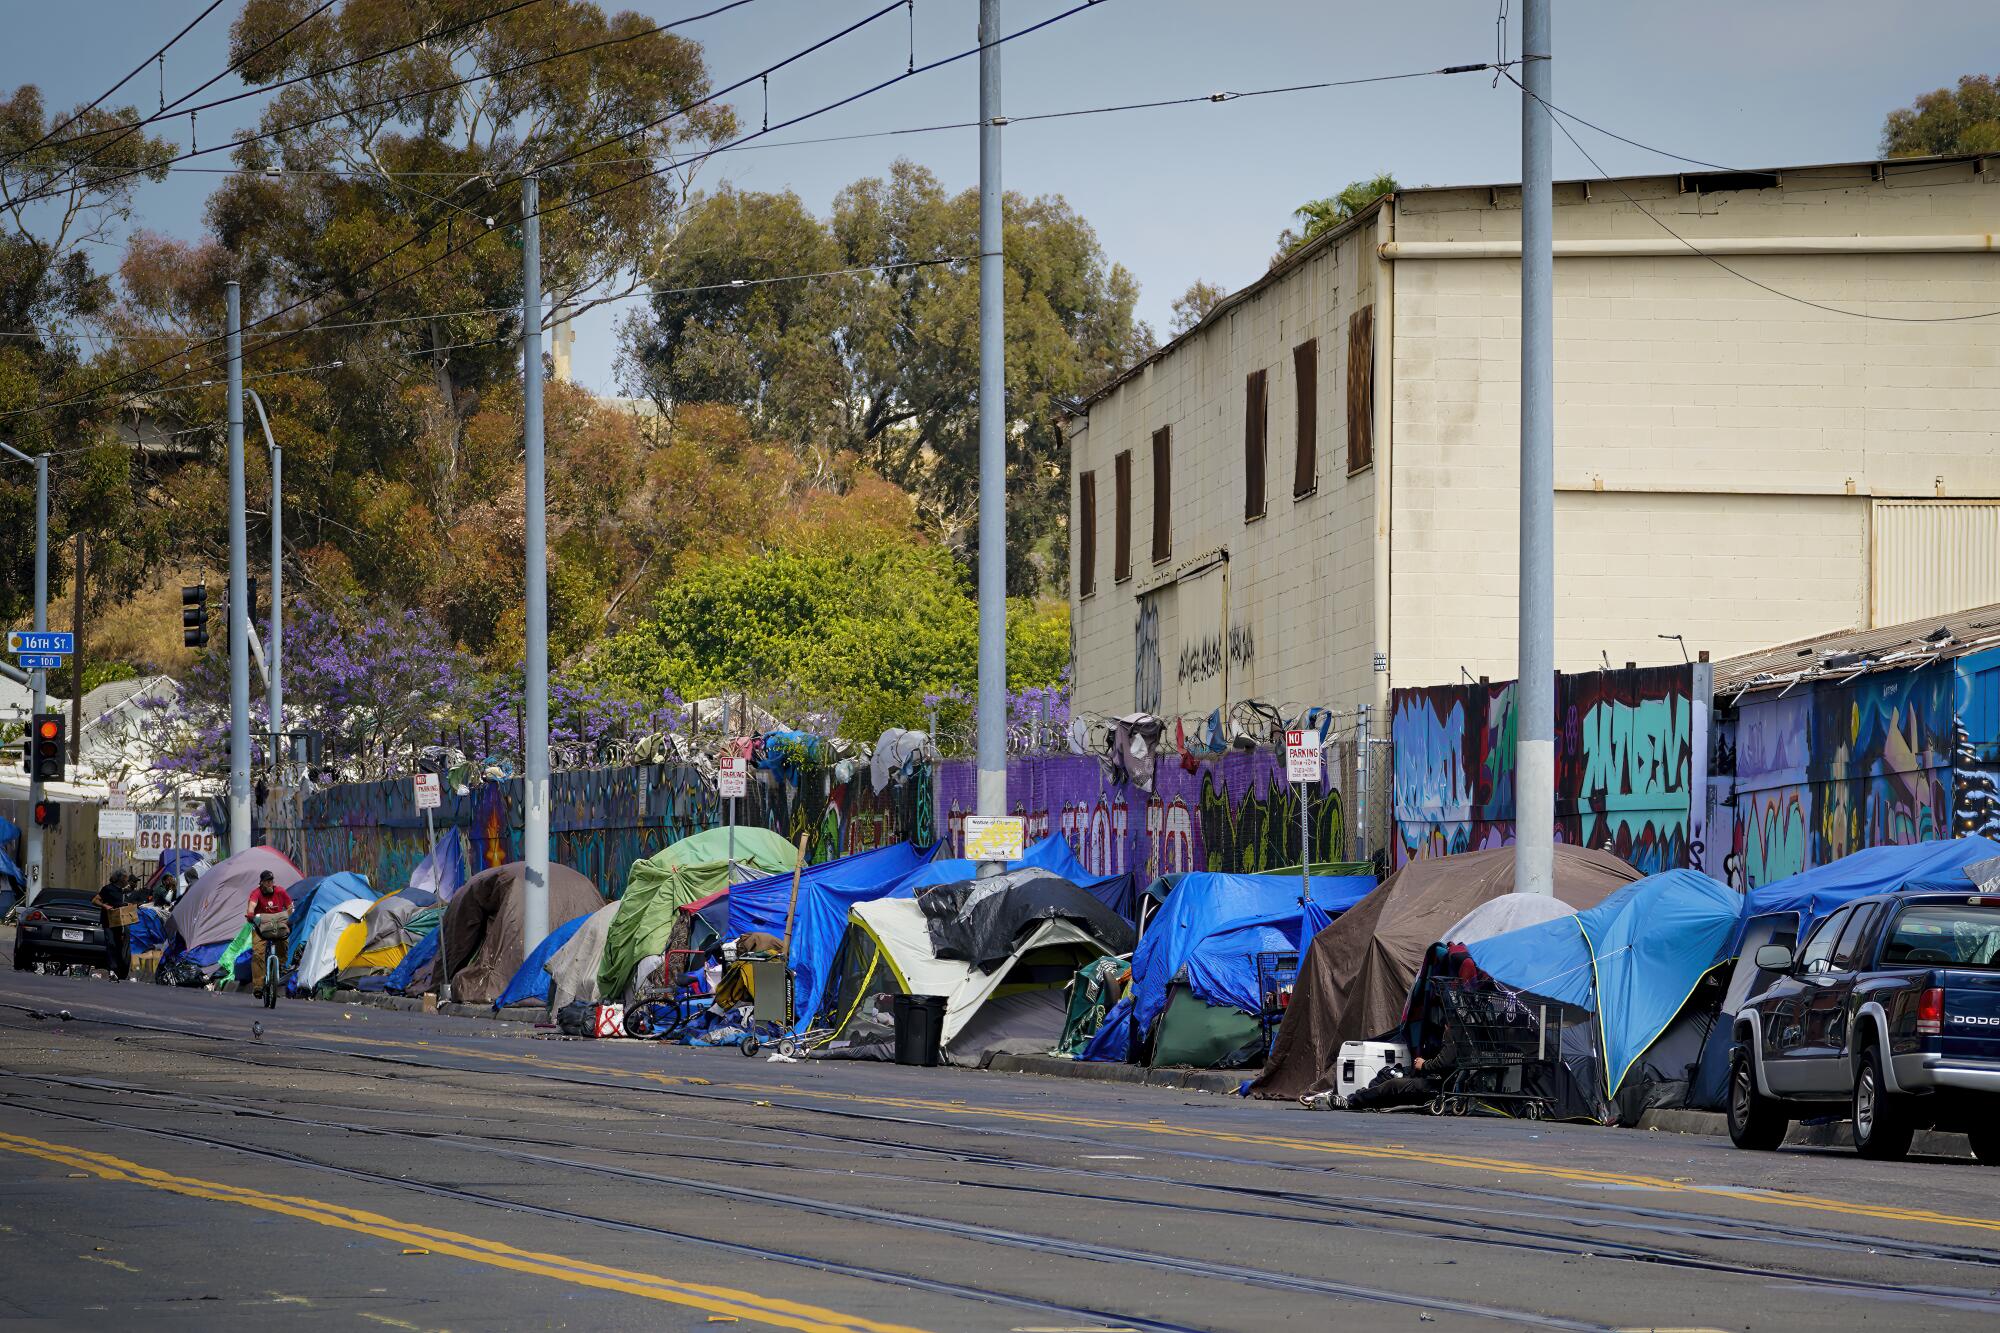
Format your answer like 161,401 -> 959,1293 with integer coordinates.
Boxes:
244,870 -> 293,996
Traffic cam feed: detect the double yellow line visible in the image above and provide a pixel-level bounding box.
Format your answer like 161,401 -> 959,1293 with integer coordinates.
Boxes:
0,1129 -> 932,1333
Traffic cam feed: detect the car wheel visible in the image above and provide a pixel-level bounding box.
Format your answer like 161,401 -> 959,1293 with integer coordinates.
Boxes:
1852,1044 -> 1914,1161
1967,1124 -> 2000,1166
1727,1045 -> 1788,1151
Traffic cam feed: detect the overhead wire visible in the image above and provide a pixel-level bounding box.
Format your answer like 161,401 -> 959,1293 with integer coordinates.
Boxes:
2,0 -> 1111,426
1508,74 -> 2000,324
0,0 -> 230,171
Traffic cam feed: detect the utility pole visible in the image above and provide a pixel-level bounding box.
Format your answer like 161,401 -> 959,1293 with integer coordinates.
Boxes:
248,391 -> 283,773
0,444 -> 53,904
226,282 -> 251,858
1515,0 -> 1555,896
520,175 -> 551,951
68,533 -> 82,766
973,0 -> 1007,853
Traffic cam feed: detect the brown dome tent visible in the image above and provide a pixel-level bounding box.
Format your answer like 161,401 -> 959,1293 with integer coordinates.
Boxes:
1248,844 -> 1639,1101
440,861 -> 601,1005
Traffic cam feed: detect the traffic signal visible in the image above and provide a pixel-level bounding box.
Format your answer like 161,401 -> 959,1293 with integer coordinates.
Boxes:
30,713 -> 63,783
32,800 -> 56,828
182,584 -> 209,649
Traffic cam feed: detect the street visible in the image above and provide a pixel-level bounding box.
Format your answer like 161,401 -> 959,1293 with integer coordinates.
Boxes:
0,964 -> 1994,1331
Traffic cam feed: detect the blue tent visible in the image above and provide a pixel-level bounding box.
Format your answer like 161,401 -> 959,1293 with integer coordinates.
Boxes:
488,909 -> 594,1009
1739,837 -> 2000,940
381,927 -> 439,994
892,835 -> 1136,919
1122,871 -> 1374,1042
728,841 -> 937,1031
127,904 -> 171,955
1468,869 -> 1740,1098
1182,903 -> 1333,1015
286,871 -> 374,967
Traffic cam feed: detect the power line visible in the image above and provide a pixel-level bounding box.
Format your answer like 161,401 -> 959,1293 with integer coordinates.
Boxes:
1510,75 -> 2000,324
0,0 -> 229,171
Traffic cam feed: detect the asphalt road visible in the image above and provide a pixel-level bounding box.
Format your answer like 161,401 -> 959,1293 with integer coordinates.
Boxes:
0,962 -> 1997,1331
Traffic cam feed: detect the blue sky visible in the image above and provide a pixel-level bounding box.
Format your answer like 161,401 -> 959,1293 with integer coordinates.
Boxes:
14,0 -> 1999,392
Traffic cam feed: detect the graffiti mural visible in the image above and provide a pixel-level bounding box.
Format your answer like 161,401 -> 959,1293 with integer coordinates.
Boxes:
1954,647 -> 2000,843
1390,664 -> 1708,876
278,761 -> 926,900
936,747 -> 1350,882
1134,596 -> 1162,714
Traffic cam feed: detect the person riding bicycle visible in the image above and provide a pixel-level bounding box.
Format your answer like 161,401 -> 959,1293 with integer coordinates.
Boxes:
244,870 -> 293,997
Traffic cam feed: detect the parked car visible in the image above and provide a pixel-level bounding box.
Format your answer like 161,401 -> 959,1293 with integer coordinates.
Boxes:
1728,889 -> 2000,1162
12,888 -> 115,973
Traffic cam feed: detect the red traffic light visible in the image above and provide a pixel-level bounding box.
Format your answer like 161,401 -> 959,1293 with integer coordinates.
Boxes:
31,800 -> 56,828
35,719 -> 58,741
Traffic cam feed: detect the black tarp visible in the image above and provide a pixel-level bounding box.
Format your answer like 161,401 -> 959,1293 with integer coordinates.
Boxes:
917,870 -> 1136,970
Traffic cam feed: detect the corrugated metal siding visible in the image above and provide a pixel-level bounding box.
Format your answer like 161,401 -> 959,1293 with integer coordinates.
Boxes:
1872,501 -> 2000,627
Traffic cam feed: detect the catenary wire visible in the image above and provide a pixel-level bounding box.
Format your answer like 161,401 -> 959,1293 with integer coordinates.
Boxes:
1509,75 -> 2000,324
0,0 -> 914,422
0,0 -> 229,171
1,0 -> 1108,426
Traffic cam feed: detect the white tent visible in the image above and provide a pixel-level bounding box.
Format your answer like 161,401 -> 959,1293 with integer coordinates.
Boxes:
1439,892 -> 1582,947
844,898 -> 1108,1063
295,897 -> 372,990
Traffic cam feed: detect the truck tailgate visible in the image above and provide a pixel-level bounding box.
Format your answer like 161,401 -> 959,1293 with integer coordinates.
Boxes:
1940,970 -> 2000,1061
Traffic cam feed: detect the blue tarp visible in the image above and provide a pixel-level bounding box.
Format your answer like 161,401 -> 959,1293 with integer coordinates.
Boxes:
1739,837 -> 2000,938
1182,903 -> 1333,1014
1123,872 -> 1375,1043
128,905 -> 171,955
1079,994 -> 1134,1062
1469,869 -> 1740,1096
490,910 -> 594,1009
728,841 -> 937,1031
408,833 -> 468,902
892,835 -> 1137,920
382,927 -> 438,994
286,872 -> 374,967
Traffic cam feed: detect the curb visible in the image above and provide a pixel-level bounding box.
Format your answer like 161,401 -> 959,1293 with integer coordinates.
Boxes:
328,987 -> 545,1025
1636,1107 -> 1972,1158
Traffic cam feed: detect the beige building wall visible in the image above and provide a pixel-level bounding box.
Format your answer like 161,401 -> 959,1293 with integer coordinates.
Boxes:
1069,225 -> 1380,726
1073,156 -> 2000,715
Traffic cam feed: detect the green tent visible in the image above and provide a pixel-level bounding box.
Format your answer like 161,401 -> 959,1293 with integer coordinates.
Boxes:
1151,983 -> 1266,1068
636,825 -> 798,878
598,829 -> 798,999
215,921 -> 257,984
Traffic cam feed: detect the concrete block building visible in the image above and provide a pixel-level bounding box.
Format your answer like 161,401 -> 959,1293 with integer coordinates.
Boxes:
1065,154 -> 2000,735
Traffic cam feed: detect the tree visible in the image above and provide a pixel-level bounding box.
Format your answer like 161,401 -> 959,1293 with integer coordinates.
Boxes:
1169,279 -> 1227,336
626,160 -> 1155,594
1881,74 -> 2000,157
1274,173 -> 1398,260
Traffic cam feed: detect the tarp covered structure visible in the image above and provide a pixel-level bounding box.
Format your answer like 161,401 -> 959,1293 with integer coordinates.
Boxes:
335,887 -> 439,978
1468,869 -> 1740,1108
598,859 -> 734,1000
286,872 -> 374,966
441,861 -> 601,1006
916,869 -> 1135,968
492,908 -> 596,1009
1250,845 -> 1638,1101
545,902 -> 619,1012
814,881 -> 1128,1063
894,835 -> 1135,921
630,826 -> 798,885
170,847 -> 301,953
294,897 -> 371,991
406,832 -> 468,903
728,841 -> 936,1031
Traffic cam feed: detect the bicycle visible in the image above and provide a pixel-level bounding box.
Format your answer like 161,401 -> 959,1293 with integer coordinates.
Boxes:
252,916 -> 289,1010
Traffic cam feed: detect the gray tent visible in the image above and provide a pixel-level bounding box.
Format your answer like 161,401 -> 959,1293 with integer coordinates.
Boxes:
1249,845 -> 1639,1101
170,847 -> 302,953
545,902 -> 619,1012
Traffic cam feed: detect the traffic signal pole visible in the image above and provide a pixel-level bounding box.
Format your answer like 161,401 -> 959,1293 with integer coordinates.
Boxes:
225,282 -> 251,859
0,441 -> 46,901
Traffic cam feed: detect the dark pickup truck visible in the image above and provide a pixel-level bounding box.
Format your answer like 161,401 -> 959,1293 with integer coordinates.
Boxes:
1729,889 -> 2000,1162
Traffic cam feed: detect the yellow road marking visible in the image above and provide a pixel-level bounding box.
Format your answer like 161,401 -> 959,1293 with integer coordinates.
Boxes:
0,1130 -> 933,1333
274,1030 -> 2000,1238
78,1253 -> 140,1272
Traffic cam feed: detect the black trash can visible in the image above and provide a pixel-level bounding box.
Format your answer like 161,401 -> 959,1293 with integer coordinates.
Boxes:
892,993 -> 947,1067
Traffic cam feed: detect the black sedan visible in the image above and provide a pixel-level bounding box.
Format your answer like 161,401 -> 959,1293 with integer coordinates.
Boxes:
13,889 -> 115,972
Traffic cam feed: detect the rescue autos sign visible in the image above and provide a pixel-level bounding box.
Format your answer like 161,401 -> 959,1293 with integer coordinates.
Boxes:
134,812 -> 219,860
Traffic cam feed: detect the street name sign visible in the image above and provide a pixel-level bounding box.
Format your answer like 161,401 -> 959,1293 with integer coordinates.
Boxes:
964,814 -> 1026,863
7,632 -> 72,655
717,756 -> 749,799
1286,729 -> 1321,784
413,772 -> 442,810
16,654 -> 63,671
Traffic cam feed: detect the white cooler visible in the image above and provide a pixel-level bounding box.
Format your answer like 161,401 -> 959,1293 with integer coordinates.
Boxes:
1336,1039 -> 1411,1099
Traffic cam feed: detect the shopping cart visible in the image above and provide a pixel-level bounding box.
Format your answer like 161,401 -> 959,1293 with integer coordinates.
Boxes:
1424,977 -> 1565,1120
1253,951 -> 1301,1058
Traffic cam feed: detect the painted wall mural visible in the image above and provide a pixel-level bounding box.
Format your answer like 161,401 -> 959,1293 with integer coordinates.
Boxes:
1714,649 -> 2000,888
936,747 -> 1350,882
275,761 -> 927,900
1390,664 -> 1709,876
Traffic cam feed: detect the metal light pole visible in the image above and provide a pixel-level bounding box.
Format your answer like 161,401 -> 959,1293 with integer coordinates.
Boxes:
0,441 -> 50,903
248,391 -> 283,764
520,175 -> 551,951
1515,0 -> 1555,896
973,0 -> 1007,846
226,282 -> 251,858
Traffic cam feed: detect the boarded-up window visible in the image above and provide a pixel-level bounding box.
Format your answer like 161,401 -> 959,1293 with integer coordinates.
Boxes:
1293,338 -> 1318,498
1151,427 -> 1172,563
1347,306 -> 1374,473
1244,369 -> 1268,521
1077,470 -> 1097,597
1113,450 -> 1132,583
